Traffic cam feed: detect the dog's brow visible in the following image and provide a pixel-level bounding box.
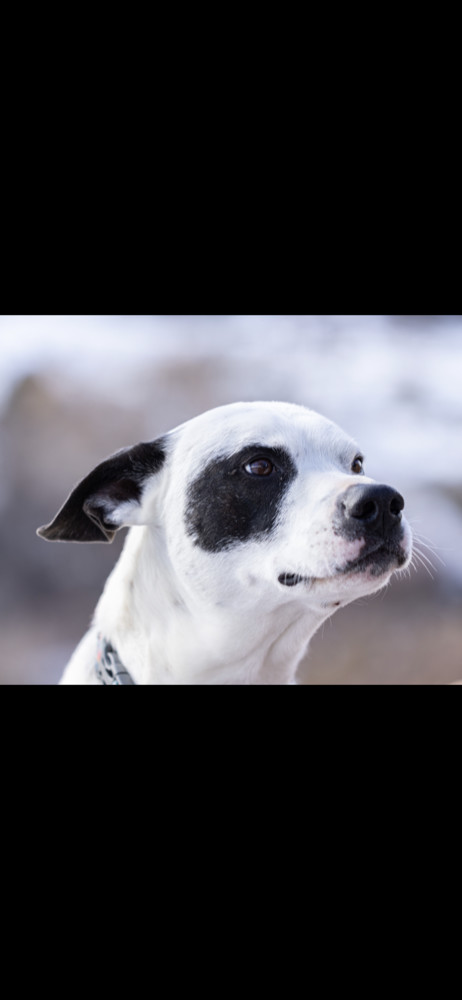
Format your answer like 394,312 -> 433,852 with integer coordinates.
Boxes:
339,440 -> 362,463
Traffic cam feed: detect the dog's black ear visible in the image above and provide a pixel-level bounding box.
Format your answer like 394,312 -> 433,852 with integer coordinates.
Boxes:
37,439 -> 167,543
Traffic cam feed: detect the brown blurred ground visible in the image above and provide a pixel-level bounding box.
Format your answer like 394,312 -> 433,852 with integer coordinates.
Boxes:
1,370 -> 461,684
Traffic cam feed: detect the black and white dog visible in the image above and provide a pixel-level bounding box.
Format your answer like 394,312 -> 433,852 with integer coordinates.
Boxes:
38,401 -> 412,684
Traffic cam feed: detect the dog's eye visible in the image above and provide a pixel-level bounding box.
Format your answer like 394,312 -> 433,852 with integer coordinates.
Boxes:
244,458 -> 274,477
351,456 -> 364,474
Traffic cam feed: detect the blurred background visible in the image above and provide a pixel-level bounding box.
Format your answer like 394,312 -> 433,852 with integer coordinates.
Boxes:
1,314 -> 461,685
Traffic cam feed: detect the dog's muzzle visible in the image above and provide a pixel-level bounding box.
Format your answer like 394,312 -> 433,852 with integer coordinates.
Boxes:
334,482 -> 408,575
279,484 -> 408,588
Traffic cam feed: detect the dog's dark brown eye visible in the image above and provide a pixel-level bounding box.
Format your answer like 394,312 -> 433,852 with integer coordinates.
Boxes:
351,456 -> 364,474
244,458 -> 274,476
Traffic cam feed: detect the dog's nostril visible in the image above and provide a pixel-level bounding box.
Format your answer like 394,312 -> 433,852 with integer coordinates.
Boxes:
352,499 -> 379,522
390,494 -> 404,516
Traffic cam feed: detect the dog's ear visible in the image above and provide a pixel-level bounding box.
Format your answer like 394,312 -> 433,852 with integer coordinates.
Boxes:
37,439 -> 167,542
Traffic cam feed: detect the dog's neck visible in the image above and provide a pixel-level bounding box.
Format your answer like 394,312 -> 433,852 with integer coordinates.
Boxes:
91,526 -> 328,685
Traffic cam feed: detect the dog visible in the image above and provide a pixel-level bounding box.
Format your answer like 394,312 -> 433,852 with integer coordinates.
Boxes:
37,401 -> 413,684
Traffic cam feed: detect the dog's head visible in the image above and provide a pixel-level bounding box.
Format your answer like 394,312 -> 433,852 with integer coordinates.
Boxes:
37,401 -> 412,609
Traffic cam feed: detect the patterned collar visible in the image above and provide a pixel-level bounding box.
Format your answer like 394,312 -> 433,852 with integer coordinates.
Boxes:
95,633 -> 136,685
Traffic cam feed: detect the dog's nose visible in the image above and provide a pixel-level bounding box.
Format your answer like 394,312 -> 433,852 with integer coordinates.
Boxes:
337,484 -> 404,537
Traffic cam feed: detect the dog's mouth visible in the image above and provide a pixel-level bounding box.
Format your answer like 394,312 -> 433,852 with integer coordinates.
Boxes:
339,539 -> 409,577
278,572 -> 310,587
278,539 -> 409,588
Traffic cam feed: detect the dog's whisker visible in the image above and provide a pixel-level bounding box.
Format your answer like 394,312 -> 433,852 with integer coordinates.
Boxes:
413,544 -> 436,563
411,526 -> 447,552
409,553 -> 425,577
412,537 -> 446,566
409,555 -> 419,575
412,530 -> 441,545
413,543 -> 442,573
411,550 -> 435,580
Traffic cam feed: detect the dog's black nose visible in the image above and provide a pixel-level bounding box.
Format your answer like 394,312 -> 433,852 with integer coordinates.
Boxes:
336,484 -> 404,537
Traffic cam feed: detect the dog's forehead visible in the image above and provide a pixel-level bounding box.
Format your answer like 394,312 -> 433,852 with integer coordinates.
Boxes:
169,401 -> 358,468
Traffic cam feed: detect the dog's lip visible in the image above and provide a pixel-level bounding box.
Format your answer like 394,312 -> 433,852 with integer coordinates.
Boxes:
278,539 -> 409,588
339,538 -> 406,575
278,572 -> 313,587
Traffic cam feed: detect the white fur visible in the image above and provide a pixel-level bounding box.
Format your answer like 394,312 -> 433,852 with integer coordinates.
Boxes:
59,401 -> 412,684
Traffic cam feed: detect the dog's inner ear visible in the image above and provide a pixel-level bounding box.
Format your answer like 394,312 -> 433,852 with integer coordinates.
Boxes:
82,476 -> 146,540
37,439 -> 167,543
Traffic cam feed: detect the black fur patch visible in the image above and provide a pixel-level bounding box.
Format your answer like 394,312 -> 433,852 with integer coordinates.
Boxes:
37,438 -> 167,543
185,444 -> 296,552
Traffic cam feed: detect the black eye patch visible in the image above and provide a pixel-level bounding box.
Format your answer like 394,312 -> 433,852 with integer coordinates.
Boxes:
185,444 -> 296,552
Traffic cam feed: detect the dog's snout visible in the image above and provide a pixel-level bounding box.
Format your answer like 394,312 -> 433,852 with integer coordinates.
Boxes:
337,484 -> 404,536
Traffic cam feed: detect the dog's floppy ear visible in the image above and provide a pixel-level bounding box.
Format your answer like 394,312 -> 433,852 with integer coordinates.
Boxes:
37,439 -> 167,543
